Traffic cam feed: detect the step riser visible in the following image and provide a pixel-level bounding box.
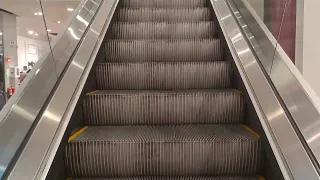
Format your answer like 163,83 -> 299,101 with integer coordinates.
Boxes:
72,177 -> 261,180
105,39 -> 222,62
84,91 -> 244,125
66,141 -> 260,177
111,22 -> 217,39
96,62 -> 231,89
121,0 -> 208,8
116,8 -> 212,22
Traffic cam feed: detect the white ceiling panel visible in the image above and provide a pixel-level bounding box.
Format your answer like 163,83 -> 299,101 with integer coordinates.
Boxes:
1,0 -> 81,40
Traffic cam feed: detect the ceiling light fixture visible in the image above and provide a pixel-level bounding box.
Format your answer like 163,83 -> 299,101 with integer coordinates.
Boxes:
28,30 -> 34,35
67,8 -> 74,11
0,32 -> 2,36
47,29 -> 52,32
57,21 -> 61,24
34,12 -> 43,16
35,33 -> 39,36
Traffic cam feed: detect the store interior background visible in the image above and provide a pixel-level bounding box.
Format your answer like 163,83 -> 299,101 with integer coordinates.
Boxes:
0,0 -> 81,109
1,0 -> 320,110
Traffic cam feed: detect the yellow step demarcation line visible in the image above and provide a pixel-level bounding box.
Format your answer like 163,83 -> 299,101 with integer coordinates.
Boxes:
241,124 -> 260,139
86,90 -> 99,95
231,88 -> 242,93
68,126 -> 89,142
66,178 -> 72,180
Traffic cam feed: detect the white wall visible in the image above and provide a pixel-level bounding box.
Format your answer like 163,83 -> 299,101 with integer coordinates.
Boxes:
296,1 -> 320,97
17,36 -> 49,71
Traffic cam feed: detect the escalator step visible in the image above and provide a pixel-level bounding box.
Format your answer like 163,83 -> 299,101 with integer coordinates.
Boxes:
66,125 -> 261,177
121,0 -> 208,8
111,22 -> 217,39
96,62 -> 231,89
116,8 -> 212,22
84,89 -> 244,125
71,176 -> 262,180
105,39 -> 222,62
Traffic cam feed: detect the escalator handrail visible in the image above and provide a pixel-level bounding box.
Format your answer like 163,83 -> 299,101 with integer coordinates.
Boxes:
211,0 -> 320,179
229,0 -> 320,178
0,0 -> 103,178
5,0 -> 119,179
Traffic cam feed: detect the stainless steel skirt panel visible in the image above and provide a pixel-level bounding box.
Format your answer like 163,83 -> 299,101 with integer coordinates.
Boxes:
111,22 -> 217,39
105,39 -> 222,62
84,89 -> 244,125
65,125 -> 261,177
96,62 -> 231,89
116,8 -> 212,22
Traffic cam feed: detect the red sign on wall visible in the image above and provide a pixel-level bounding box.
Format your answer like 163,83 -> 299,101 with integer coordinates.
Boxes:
5,57 -> 10,62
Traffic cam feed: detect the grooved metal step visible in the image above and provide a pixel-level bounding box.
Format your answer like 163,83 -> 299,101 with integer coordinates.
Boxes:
116,8 -> 212,22
66,125 -> 261,177
105,39 -> 222,62
84,89 -> 244,125
121,0 -> 208,8
111,22 -> 217,39
96,62 -> 231,89
71,177 -> 262,180
64,0 -> 263,178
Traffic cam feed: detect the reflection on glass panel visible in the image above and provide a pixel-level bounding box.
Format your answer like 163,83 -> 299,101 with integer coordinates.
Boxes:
0,0 -> 52,109
246,0 -> 265,21
40,0 -> 82,42
0,29 -> 4,110
273,0 -> 296,62
246,0 -> 296,62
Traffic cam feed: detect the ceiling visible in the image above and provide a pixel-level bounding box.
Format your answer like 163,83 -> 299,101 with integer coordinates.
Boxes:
1,0 -> 81,41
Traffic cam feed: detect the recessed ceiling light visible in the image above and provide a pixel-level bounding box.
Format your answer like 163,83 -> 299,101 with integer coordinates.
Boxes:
0,32 -> 2,36
28,30 -> 34,35
47,29 -> 52,32
34,12 -> 43,16
57,21 -> 61,24
67,8 -> 74,11
35,33 -> 39,36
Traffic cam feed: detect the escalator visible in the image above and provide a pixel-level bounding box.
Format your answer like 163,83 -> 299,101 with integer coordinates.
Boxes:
3,0 -> 320,180
61,0 -> 264,179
